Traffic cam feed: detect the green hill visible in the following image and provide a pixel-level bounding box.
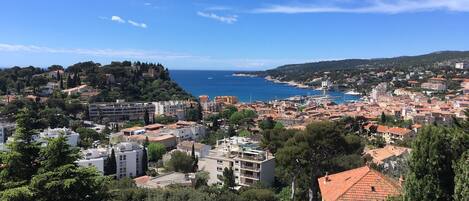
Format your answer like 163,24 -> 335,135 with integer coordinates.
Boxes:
248,51 -> 469,82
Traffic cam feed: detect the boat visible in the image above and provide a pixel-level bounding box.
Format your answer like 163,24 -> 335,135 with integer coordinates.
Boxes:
345,90 -> 361,95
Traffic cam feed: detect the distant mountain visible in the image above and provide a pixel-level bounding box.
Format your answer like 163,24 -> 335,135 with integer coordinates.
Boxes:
246,51 -> 469,82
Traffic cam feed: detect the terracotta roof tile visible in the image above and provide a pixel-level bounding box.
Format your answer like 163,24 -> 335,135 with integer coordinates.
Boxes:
318,166 -> 401,201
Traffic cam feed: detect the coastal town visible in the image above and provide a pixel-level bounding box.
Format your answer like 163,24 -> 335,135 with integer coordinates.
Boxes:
0,58 -> 467,200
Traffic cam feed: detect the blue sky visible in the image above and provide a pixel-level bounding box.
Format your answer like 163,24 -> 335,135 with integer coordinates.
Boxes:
1,0 -> 469,70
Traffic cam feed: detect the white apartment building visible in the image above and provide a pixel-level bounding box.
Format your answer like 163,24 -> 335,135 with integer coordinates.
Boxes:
115,142 -> 144,179
88,100 -> 155,122
455,62 -> 466,69
77,148 -> 108,174
198,137 -> 275,187
153,100 -> 189,120
161,121 -> 206,141
38,127 -> 80,147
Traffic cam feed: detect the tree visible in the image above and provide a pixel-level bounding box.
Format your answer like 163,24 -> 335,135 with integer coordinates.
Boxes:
380,112 -> 387,123
227,125 -> 236,137
403,126 -> 463,201
165,151 -> 195,173
453,150 -> 469,200
29,164 -> 109,201
144,110 -> 150,125
0,186 -> 34,201
38,136 -> 79,172
38,107 -> 69,128
222,167 -> 235,189
240,187 -> 277,201
259,117 -> 276,130
104,148 -> 117,176
0,108 -> 41,189
141,146 -> 148,176
154,115 -> 178,124
276,121 -> 363,200
147,143 -> 166,162
194,171 -> 209,189
76,127 -> 105,149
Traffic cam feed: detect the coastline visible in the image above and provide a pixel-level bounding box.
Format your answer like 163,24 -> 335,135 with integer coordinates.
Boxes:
232,73 -> 362,95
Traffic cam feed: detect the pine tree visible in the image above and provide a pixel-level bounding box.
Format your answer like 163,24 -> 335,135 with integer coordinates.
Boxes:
142,146 -> 148,176
453,150 -> 469,200
39,135 -> 80,172
0,108 -> 41,188
104,148 -> 116,176
404,126 -> 455,201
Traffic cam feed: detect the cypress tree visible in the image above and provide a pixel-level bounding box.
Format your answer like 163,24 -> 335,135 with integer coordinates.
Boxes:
142,146 -> 148,176
144,110 -> 150,125
105,148 -> 117,176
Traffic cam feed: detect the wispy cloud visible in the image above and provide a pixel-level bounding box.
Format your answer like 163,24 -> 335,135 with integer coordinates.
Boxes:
102,16 -> 147,28
144,2 -> 151,6
253,0 -> 469,14
0,43 -> 306,69
197,11 -> 238,24
206,6 -> 232,11
127,20 -> 147,28
0,43 -> 196,60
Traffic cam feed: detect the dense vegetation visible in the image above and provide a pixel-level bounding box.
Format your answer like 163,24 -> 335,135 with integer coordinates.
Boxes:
0,61 -> 193,100
248,51 -> 469,81
240,51 -> 469,94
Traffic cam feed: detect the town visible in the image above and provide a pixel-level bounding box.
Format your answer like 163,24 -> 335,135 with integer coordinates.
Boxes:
0,58 -> 467,201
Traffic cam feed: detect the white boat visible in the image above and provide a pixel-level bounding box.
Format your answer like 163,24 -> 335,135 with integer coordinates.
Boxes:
345,90 -> 361,95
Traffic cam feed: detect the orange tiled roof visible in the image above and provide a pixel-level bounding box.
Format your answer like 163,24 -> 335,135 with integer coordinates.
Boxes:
134,176 -> 151,185
365,145 -> 412,165
387,127 -> 412,136
318,166 -> 401,201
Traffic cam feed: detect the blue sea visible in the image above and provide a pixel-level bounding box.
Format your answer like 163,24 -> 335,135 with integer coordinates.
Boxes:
170,70 -> 360,104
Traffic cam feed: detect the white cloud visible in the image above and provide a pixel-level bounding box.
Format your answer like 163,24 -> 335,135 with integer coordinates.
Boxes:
127,20 -> 147,28
103,16 -> 147,28
0,43 -> 196,60
0,43 -> 309,70
253,0 -> 469,14
111,15 -> 125,23
197,11 -> 238,24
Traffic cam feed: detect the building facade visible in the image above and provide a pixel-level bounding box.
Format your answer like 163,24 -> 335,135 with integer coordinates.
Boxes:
198,137 -> 275,187
89,100 -> 155,122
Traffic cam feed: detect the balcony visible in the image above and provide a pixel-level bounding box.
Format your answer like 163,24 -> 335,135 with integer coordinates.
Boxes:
240,173 -> 260,180
240,165 -> 260,171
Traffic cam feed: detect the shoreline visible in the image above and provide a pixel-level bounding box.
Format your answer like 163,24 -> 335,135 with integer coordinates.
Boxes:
233,73 -> 363,96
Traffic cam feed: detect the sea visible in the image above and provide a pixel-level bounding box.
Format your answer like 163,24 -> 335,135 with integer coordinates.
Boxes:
170,70 -> 361,104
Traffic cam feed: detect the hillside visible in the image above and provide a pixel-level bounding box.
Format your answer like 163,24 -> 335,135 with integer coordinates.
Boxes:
0,61 -> 194,102
247,51 -> 469,82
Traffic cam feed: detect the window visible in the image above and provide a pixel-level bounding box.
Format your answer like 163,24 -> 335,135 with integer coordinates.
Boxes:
217,160 -> 223,164
217,167 -> 223,172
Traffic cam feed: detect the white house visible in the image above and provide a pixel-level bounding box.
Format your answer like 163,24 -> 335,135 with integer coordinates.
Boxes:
177,141 -> 211,158
77,148 -> 108,174
38,127 -> 80,147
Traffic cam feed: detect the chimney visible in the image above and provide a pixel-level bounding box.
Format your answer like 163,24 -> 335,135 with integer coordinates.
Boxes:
324,172 -> 329,184
399,175 -> 404,186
